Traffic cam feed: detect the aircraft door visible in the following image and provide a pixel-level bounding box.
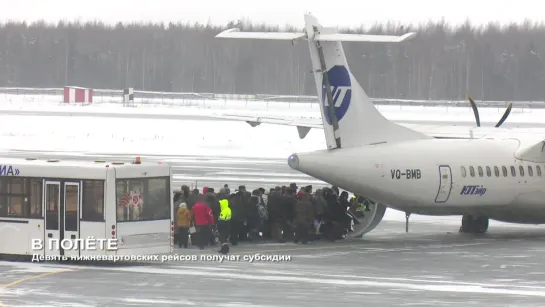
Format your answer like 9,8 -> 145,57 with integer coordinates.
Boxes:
435,165 -> 453,203
44,181 -> 61,257
63,182 -> 80,258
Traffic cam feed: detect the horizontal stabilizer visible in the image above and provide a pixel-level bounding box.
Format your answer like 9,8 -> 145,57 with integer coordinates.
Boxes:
216,28 -> 416,43
216,28 -> 306,40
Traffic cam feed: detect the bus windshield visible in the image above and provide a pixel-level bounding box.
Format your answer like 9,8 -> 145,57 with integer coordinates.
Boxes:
116,176 -> 170,222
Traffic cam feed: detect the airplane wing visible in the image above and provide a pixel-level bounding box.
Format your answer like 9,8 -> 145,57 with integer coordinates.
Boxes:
218,113 -> 545,140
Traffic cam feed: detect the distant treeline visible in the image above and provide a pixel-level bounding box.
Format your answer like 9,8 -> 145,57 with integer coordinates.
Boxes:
1,19 -> 545,101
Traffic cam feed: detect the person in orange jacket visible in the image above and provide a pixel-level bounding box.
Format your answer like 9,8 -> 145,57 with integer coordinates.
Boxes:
176,202 -> 192,248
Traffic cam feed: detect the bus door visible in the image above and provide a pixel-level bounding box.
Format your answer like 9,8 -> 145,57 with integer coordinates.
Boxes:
63,182 -> 80,258
44,180 -> 81,257
44,181 -> 61,257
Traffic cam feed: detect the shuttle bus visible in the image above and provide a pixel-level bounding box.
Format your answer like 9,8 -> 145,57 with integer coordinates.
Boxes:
0,156 -> 174,261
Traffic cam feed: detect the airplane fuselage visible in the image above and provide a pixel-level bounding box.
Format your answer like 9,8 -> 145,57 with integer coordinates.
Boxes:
290,138 -> 545,224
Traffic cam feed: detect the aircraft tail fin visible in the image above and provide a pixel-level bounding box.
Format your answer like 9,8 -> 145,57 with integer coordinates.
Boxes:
216,14 -> 432,149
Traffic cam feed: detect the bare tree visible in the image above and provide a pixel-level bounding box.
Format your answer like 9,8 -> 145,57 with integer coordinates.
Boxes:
0,18 -> 545,101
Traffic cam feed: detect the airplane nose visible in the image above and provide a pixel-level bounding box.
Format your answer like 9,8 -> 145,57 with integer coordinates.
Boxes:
287,154 -> 300,170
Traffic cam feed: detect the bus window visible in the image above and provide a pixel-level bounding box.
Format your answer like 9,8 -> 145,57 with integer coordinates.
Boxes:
116,177 -> 170,222
29,179 -> 42,218
82,180 -> 104,221
0,178 -> 28,218
65,184 -> 79,231
45,183 -> 60,230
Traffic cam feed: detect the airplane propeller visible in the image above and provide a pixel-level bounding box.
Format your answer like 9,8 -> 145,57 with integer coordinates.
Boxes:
467,94 -> 513,128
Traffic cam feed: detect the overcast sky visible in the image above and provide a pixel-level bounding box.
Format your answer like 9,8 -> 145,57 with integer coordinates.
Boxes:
0,0 -> 544,28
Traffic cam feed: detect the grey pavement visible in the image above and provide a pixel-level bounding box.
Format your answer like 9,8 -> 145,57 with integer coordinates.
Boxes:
2,220 -> 545,306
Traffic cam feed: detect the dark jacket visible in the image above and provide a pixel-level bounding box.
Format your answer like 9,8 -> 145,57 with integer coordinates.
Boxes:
295,193 -> 314,225
281,194 -> 297,221
267,191 -> 283,221
205,192 -> 220,220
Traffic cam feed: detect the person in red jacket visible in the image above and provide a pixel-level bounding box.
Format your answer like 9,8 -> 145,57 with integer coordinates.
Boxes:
191,196 -> 215,249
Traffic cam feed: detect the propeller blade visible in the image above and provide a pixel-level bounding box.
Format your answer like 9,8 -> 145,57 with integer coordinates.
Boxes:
467,94 -> 480,127
495,102 -> 513,128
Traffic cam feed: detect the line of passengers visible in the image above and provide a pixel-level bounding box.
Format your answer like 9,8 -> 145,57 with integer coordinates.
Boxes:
173,183 -> 371,253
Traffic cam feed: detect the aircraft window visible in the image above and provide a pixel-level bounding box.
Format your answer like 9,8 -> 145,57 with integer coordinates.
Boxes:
486,166 -> 491,177
461,166 -> 467,178
494,166 -> 500,177
478,166 -> 483,177
528,166 -> 533,177
519,165 -> 525,177
469,166 -> 475,177
510,166 -> 516,177
502,166 -> 508,177
538,165 -> 542,177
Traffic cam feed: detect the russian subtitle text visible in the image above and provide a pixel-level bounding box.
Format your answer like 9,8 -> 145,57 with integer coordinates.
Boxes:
31,253 -> 292,263
31,237 -> 118,251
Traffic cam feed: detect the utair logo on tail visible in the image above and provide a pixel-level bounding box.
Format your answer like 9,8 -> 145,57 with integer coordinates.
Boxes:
321,65 -> 352,125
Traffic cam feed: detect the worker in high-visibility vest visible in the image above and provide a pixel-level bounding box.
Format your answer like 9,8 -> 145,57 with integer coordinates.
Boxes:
218,191 -> 232,254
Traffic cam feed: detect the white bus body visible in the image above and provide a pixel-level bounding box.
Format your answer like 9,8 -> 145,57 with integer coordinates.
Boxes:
0,157 -> 174,259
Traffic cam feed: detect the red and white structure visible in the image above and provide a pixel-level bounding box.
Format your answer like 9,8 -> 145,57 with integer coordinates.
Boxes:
63,86 -> 93,103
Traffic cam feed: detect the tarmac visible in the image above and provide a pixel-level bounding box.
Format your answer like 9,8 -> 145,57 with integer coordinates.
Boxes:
2,220 -> 545,306
1,150 -> 545,306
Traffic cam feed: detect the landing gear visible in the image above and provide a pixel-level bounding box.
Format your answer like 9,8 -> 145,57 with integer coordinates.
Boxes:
405,212 -> 410,233
459,215 -> 489,234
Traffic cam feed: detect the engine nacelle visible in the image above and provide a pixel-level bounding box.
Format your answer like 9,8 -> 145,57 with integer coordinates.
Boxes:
347,200 -> 387,238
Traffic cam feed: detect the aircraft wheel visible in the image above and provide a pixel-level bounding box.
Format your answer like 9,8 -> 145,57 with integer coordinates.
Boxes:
473,216 -> 489,234
460,215 -> 474,233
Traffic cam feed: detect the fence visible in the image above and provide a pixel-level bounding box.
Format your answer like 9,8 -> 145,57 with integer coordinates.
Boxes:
0,86 -> 540,109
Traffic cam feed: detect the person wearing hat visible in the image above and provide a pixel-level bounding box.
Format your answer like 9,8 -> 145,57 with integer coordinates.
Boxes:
176,201 -> 192,248
217,191 -> 232,254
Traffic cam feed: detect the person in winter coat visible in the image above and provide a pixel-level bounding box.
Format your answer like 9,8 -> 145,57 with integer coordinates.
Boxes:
294,193 -> 314,244
246,190 -> 262,241
176,202 -> 192,248
191,196 -> 215,249
267,187 -> 284,242
281,188 -> 297,241
173,192 -> 183,244
217,195 -> 232,253
313,189 -> 326,219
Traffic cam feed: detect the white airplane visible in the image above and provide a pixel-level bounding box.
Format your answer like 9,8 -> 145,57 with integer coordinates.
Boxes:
216,13 -> 545,237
